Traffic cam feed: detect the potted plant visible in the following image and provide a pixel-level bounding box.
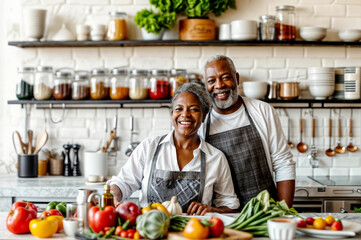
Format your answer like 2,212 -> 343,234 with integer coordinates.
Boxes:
134,9 -> 176,40
148,0 -> 236,40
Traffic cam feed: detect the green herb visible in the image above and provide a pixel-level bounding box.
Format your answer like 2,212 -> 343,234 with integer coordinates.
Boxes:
134,9 -> 176,34
354,207 -> 361,213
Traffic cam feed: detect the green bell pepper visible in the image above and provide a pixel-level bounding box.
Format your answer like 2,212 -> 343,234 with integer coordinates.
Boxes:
55,203 -> 67,216
45,201 -> 59,211
45,201 -> 67,216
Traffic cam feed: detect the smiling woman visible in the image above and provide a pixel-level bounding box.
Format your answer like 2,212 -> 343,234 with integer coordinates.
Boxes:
107,82 -> 240,215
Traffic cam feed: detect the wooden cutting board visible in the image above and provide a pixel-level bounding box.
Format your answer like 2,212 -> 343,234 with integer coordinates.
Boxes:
167,228 -> 253,240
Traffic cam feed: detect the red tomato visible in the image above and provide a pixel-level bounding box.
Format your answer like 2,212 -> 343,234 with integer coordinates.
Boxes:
297,220 -> 307,228
127,228 -> 136,238
6,201 -> 37,234
115,226 -> 123,236
39,209 -> 63,218
208,217 -> 224,237
88,206 -> 117,233
120,230 -> 128,238
305,217 -> 315,225
331,220 -> 343,231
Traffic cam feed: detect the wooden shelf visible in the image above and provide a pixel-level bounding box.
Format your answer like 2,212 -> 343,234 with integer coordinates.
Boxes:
8,40 -> 361,48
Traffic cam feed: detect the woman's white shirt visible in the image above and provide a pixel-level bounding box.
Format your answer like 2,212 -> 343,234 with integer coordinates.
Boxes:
108,130 -> 240,210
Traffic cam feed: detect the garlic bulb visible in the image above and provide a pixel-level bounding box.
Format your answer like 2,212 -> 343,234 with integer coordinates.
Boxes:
162,196 -> 182,215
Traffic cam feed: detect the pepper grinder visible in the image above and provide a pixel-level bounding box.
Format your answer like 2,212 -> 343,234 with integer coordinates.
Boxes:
63,144 -> 72,176
72,144 -> 81,176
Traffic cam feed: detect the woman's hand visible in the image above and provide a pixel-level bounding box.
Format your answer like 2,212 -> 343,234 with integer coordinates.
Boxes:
110,185 -> 123,206
186,202 -> 212,216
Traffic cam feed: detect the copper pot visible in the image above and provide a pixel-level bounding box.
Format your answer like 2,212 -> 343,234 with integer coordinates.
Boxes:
279,82 -> 299,100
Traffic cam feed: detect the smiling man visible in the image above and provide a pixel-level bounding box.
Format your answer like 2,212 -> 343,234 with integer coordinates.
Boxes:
199,55 -> 296,209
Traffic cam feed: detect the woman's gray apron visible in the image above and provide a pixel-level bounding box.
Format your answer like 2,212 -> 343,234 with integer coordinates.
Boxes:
147,135 -> 206,212
205,97 -> 278,209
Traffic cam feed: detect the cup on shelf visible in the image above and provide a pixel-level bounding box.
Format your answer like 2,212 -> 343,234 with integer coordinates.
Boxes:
23,8 -> 47,41
76,25 -> 90,41
219,24 -> 231,40
90,24 -> 105,41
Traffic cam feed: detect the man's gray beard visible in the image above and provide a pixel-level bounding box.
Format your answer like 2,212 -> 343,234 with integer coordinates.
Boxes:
210,87 -> 239,110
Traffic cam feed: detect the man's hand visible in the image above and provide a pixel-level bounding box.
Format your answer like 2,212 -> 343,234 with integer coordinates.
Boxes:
110,184 -> 123,206
186,202 -> 212,216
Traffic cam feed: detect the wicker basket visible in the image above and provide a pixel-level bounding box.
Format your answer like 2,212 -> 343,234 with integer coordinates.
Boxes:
49,158 -> 64,175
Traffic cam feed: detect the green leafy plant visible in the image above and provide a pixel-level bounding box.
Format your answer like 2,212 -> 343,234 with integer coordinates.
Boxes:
134,9 -> 176,34
354,207 -> 361,213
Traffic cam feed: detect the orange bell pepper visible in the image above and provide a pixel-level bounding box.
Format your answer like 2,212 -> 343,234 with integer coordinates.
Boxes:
142,203 -> 170,217
47,215 -> 64,232
183,218 -> 210,239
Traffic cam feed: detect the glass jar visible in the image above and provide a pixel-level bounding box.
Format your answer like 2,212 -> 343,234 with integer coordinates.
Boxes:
34,66 -> 53,100
149,69 -> 170,99
275,5 -> 296,41
169,69 -> 188,97
72,71 -> 90,100
129,69 -> 149,100
53,69 -> 72,100
187,73 -> 204,86
259,15 -> 276,41
110,67 -> 129,100
16,67 -> 34,100
106,11 -> 128,41
90,68 -> 109,100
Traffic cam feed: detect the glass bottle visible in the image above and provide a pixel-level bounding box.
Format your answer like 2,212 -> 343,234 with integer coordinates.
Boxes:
16,67 -> 34,100
259,15 -> 276,41
110,67 -> 129,100
34,66 -> 53,100
107,11 -> 128,41
102,184 -> 114,208
53,69 -> 72,100
129,69 -> 149,100
90,68 -> 109,100
275,5 -> 296,41
169,69 -> 188,98
149,69 -> 170,99
72,71 -> 90,100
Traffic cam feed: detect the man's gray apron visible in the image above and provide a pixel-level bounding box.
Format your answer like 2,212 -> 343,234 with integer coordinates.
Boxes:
205,97 -> 278,209
147,135 -> 206,212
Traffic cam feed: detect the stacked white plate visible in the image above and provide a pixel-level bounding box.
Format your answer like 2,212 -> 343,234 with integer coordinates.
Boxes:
308,67 -> 335,99
231,20 -> 258,40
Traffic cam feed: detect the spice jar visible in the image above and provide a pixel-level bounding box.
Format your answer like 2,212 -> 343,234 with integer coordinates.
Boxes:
275,5 -> 296,41
72,71 -> 90,100
129,69 -> 149,100
110,68 -> 129,100
259,15 -> 276,40
90,68 -> 109,100
149,69 -> 170,99
34,66 -> 53,100
106,11 -> 128,41
53,69 -> 72,100
169,69 -> 188,97
16,67 -> 34,100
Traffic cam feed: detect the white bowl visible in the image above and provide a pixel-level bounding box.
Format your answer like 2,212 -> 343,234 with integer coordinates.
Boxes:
300,27 -> 327,41
309,85 -> 335,99
243,81 -> 268,99
231,33 -> 257,40
231,20 -> 258,35
338,29 -> 361,42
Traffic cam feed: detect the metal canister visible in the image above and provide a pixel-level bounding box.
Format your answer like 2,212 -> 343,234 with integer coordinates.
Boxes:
76,189 -> 98,231
267,81 -> 278,99
344,67 -> 361,100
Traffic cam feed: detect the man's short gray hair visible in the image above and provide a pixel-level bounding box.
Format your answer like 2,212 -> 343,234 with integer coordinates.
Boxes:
172,82 -> 211,116
204,55 -> 237,75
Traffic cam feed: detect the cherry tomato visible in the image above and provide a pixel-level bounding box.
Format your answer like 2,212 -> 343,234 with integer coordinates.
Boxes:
313,218 -> 326,230
134,231 -> 141,239
305,217 -> 315,225
127,228 -> 136,238
115,226 -> 123,236
325,215 -> 335,226
331,220 -> 343,231
297,220 -> 307,228
208,217 -> 224,237
120,230 -> 127,238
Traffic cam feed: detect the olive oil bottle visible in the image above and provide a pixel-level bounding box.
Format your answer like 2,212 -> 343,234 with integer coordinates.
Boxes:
102,184 -> 114,207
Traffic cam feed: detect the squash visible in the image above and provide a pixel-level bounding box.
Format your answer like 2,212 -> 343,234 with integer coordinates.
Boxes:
162,196 -> 182,215
136,210 -> 170,239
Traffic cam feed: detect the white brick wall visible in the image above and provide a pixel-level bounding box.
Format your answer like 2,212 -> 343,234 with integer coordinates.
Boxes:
0,0 -> 360,177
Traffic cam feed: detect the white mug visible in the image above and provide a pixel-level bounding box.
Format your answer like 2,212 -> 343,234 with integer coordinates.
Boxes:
23,9 -> 47,41
219,24 -> 231,40
63,218 -> 82,237
84,151 -> 107,177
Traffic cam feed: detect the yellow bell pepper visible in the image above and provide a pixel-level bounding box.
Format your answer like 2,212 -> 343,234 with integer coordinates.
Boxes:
29,217 -> 58,238
142,203 -> 170,217
47,215 -> 64,232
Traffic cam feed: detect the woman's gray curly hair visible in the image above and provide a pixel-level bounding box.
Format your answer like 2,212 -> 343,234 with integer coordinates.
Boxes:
172,82 -> 212,116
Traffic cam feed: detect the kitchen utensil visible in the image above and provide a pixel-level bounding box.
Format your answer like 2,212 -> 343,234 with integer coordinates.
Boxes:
325,110 -> 335,157
72,144 -> 81,176
334,111 -> 346,154
109,115 -> 118,151
63,144 -> 72,176
310,117 -> 316,152
287,117 -> 294,148
279,82 -> 299,100
296,110 -> 308,153
347,109 -> 358,152
12,131 -> 26,154
33,131 -> 48,154
101,130 -> 116,152
18,154 -> 38,178
27,130 -> 33,154
125,116 -> 140,157
308,114 -> 319,168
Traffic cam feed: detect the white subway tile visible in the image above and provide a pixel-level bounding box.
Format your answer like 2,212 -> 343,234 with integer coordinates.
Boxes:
287,58 -> 321,68
334,157 -> 360,167
335,0 -> 361,5
297,157 -> 311,167
73,48 -> 99,58
111,0 -> 133,4
202,47 -> 227,57
62,118 -> 86,128
137,118 -> 153,130
38,48 -> 72,59
313,168 -> 329,176
231,58 -> 254,69
131,108 -> 144,117
144,109 -> 153,118
154,108 -> 171,118
347,48 -> 361,58
298,17 -> 330,28
305,47 -> 346,58
130,57 -> 173,69
134,47 -> 173,58
96,109 -> 106,117
315,5 -> 346,17
270,69 -> 288,79
175,47 -> 201,58
330,168 -> 349,176
134,0 -> 149,4
274,47 -> 303,57
153,118 -> 172,130
250,69 -> 268,81
175,58 -> 199,69
58,128 -> 88,139
68,0 -> 108,4
226,47 -> 272,58
101,48 -> 133,58
333,18 -> 361,29
350,168 -> 361,176
106,109 -> 118,118
296,168 -> 313,177
319,157 -> 333,167
255,58 -> 285,68
347,4 -> 361,16
75,59 -> 104,70
76,139 -> 101,152
322,59 -> 335,67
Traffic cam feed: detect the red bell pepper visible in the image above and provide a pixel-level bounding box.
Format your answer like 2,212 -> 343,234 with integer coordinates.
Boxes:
39,209 -> 63,218
88,205 -> 117,233
6,201 -> 37,234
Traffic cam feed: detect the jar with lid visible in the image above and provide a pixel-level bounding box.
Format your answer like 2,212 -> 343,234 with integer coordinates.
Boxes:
149,69 -> 170,99
129,69 -> 149,100
34,66 -> 53,100
259,15 -> 276,41
53,69 -> 72,100
169,69 -> 188,97
90,68 -> 109,100
72,71 -> 90,100
16,67 -> 34,100
110,67 -> 129,100
275,5 -> 296,41
106,11 -> 128,41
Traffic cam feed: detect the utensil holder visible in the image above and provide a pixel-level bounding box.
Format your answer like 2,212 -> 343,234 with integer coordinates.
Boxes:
50,158 -> 64,175
84,151 -> 107,177
18,154 -> 38,178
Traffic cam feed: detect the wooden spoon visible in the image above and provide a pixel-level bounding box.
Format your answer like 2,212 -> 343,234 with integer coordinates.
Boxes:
334,118 -> 345,154
27,130 -> 33,154
297,118 -> 308,153
325,118 -> 335,157
33,131 -> 48,154
347,112 -> 358,152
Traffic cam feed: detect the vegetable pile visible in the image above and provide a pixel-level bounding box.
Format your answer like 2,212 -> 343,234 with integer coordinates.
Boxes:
227,190 -> 299,237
